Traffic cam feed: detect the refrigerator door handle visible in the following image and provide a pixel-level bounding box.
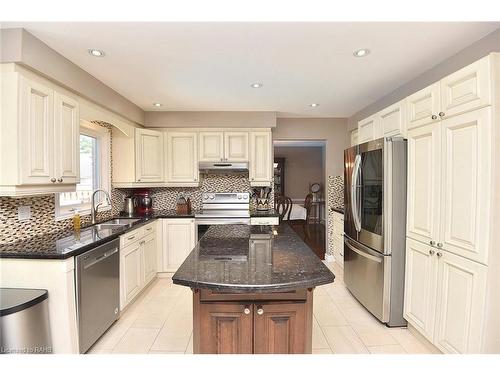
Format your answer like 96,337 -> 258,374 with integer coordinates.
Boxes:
351,154 -> 362,232
345,238 -> 383,263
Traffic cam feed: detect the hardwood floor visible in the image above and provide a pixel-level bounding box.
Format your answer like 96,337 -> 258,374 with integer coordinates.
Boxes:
288,220 -> 326,260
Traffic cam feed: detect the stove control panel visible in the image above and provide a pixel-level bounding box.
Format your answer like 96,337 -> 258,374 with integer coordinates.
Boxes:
202,192 -> 250,204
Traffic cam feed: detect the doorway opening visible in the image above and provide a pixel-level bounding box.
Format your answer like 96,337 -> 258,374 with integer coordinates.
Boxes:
273,140 -> 327,259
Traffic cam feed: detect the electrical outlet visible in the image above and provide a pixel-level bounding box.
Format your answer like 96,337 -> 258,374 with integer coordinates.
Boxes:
18,206 -> 31,221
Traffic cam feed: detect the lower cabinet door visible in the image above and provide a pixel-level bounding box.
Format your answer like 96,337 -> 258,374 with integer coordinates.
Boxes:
199,302 -> 253,354
253,302 -> 307,354
434,250 -> 487,353
403,238 -> 438,341
162,219 -> 196,272
142,234 -> 157,285
120,241 -> 143,309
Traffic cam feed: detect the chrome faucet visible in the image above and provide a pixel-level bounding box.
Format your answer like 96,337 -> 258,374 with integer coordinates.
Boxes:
91,189 -> 112,224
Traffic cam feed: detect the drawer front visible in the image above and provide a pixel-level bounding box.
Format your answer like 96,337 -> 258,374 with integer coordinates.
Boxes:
142,222 -> 156,236
199,289 -> 307,302
250,217 -> 279,226
121,227 -> 143,247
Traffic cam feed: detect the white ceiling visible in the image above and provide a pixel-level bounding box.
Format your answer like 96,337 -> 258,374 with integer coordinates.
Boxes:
2,22 -> 499,117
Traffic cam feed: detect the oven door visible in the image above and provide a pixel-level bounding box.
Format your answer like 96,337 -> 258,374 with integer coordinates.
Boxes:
358,139 -> 385,253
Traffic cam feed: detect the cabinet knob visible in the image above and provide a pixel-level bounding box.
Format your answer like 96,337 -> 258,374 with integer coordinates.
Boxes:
57,178 -> 63,183
50,178 -> 56,183
439,112 -> 445,117
244,306 -> 251,315
429,249 -> 435,256
257,307 -> 264,315
431,115 -> 437,120
429,240 -> 436,246
437,243 -> 443,248
436,252 -> 443,257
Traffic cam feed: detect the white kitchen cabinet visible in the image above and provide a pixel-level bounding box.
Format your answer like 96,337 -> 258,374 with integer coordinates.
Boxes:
162,218 -> 196,272
440,56 -> 491,119
165,131 -> 199,185
199,131 -> 224,161
350,129 -> 358,146
18,76 -> 55,185
406,122 -> 441,246
379,100 -> 406,137
406,82 -> 441,130
54,92 -> 80,184
403,238 -> 439,342
142,233 -> 157,285
358,114 -> 381,143
135,128 -> 164,183
439,108 -> 491,265
121,240 -> 143,309
331,211 -> 344,268
224,131 -> 249,161
434,250 -> 487,354
249,131 -> 272,186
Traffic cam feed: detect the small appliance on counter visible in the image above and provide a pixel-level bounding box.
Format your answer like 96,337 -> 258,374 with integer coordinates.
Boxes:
123,196 -> 136,214
133,188 -> 153,214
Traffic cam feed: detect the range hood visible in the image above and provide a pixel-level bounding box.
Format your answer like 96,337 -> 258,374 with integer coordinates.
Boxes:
199,161 -> 249,173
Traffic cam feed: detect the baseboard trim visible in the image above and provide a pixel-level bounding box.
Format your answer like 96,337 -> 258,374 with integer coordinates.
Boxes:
407,324 -> 442,354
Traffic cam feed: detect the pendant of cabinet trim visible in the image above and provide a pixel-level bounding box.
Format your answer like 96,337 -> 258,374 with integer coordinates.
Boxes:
0,73 -> 80,195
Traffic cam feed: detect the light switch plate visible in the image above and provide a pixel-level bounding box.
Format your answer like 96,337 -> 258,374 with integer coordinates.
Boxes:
18,206 -> 31,221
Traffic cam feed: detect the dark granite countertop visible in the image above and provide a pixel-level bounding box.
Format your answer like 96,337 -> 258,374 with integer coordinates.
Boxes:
250,209 -> 280,218
172,223 -> 335,293
0,210 -> 195,260
330,207 -> 344,214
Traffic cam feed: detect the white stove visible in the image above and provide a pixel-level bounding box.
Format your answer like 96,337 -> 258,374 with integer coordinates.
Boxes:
195,192 -> 250,225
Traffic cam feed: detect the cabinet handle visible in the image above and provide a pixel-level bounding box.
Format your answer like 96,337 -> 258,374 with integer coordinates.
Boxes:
257,307 -> 264,315
439,112 -> 445,117
50,178 -> 56,183
138,179 -> 141,182
436,252 -> 443,257
146,227 -> 152,231
127,235 -> 135,240
57,178 -> 63,183
429,240 -> 436,246
436,243 -> 443,248
244,306 -> 251,315
431,115 -> 437,120
429,249 -> 435,256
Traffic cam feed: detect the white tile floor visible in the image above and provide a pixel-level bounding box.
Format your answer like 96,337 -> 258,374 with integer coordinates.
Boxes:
89,262 -> 437,354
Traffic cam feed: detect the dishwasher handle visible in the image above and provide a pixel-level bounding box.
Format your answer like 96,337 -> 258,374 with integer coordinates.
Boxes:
83,247 -> 119,269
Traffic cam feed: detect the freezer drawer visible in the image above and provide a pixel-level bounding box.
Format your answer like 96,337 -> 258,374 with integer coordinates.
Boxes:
344,237 -> 391,323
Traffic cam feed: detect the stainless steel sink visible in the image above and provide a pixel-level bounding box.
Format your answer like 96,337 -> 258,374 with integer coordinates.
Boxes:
92,218 -> 140,231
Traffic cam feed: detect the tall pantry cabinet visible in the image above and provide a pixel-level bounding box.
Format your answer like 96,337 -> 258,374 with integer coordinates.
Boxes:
404,54 -> 500,354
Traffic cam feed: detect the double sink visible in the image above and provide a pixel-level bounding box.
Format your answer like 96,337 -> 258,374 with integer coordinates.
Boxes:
92,218 -> 141,231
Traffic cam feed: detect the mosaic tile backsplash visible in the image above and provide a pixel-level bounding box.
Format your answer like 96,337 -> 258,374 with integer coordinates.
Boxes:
327,175 -> 344,257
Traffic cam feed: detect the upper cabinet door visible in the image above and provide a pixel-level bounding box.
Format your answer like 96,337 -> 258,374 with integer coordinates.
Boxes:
434,251 -> 487,354
249,131 -> 272,185
54,92 -> 79,184
403,238 -> 439,342
350,129 -> 359,146
379,100 -> 406,137
406,82 -> 440,130
19,77 -> 54,185
165,132 -> 198,183
440,56 -> 491,119
224,132 -> 249,162
199,132 -> 224,162
439,108 -> 491,265
358,114 -> 380,143
135,128 -> 164,182
406,122 -> 441,245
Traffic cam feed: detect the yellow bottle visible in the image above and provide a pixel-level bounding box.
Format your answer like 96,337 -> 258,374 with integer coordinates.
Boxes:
73,209 -> 81,232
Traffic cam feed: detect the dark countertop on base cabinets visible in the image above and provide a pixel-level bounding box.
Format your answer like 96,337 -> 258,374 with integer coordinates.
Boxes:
172,223 -> 335,293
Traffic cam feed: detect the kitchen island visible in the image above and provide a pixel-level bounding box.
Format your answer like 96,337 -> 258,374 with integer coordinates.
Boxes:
172,224 -> 335,354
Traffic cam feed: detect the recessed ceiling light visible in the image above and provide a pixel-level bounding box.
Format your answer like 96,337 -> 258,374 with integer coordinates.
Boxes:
153,103 -> 162,107
309,103 -> 320,107
251,83 -> 263,88
353,48 -> 370,57
88,49 -> 105,57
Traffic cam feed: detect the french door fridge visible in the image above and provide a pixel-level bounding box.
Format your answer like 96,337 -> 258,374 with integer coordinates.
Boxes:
344,137 -> 407,327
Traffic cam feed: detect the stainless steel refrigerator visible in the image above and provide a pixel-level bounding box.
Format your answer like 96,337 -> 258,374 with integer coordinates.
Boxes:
344,137 -> 407,327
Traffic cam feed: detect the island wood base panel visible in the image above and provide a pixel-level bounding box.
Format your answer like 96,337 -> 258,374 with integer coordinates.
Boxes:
192,288 -> 314,354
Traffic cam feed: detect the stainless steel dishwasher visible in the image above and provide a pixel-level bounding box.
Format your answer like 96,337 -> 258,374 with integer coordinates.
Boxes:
75,238 -> 120,353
